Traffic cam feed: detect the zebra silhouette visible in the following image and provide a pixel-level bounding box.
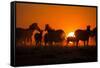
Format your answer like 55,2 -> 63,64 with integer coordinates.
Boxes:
16,23 -> 41,45
34,30 -> 43,46
44,24 -> 65,46
75,25 -> 91,46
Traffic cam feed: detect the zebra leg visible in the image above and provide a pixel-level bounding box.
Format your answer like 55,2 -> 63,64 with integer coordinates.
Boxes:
87,40 -> 89,46
38,41 -> 40,46
36,41 -> 38,46
76,40 -> 79,47
73,41 -> 75,46
30,38 -> 32,45
45,41 -> 48,46
84,41 -> 85,46
45,42 -> 46,46
50,41 -> 53,46
44,41 -> 46,46
23,39 -> 25,45
44,42 -> 46,46
48,41 -> 52,46
40,41 -> 42,46
66,41 -> 69,46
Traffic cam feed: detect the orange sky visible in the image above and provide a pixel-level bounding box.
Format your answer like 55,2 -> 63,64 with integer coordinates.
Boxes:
16,3 -> 97,45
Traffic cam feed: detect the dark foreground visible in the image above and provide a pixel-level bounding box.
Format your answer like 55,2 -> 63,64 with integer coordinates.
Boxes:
15,45 -> 97,66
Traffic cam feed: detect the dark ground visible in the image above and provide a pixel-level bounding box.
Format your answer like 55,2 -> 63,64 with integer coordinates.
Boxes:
15,45 -> 97,66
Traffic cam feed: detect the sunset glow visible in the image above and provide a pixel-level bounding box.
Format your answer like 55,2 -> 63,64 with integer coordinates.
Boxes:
67,32 -> 75,37
16,3 -> 96,46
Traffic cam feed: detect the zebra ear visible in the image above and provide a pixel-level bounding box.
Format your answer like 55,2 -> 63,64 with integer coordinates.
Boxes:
45,24 -> 51,31
87,25 -> 90,29
29,23 -> 37,29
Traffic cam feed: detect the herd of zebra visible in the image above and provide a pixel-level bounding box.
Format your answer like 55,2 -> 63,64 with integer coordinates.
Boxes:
16,23 -> 97,47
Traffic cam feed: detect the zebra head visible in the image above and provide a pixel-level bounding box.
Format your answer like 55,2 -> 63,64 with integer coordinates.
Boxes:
29,23 -> 41,32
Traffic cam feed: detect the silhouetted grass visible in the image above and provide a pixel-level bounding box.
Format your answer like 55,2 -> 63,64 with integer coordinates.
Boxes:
15,45 -> 97,66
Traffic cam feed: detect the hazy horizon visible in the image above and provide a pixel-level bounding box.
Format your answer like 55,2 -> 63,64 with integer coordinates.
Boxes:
16,3 -> 97,46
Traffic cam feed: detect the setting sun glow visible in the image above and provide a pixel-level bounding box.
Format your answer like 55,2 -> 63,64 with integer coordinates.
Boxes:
16,3 -> 96,46
67,32 -> 75,37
